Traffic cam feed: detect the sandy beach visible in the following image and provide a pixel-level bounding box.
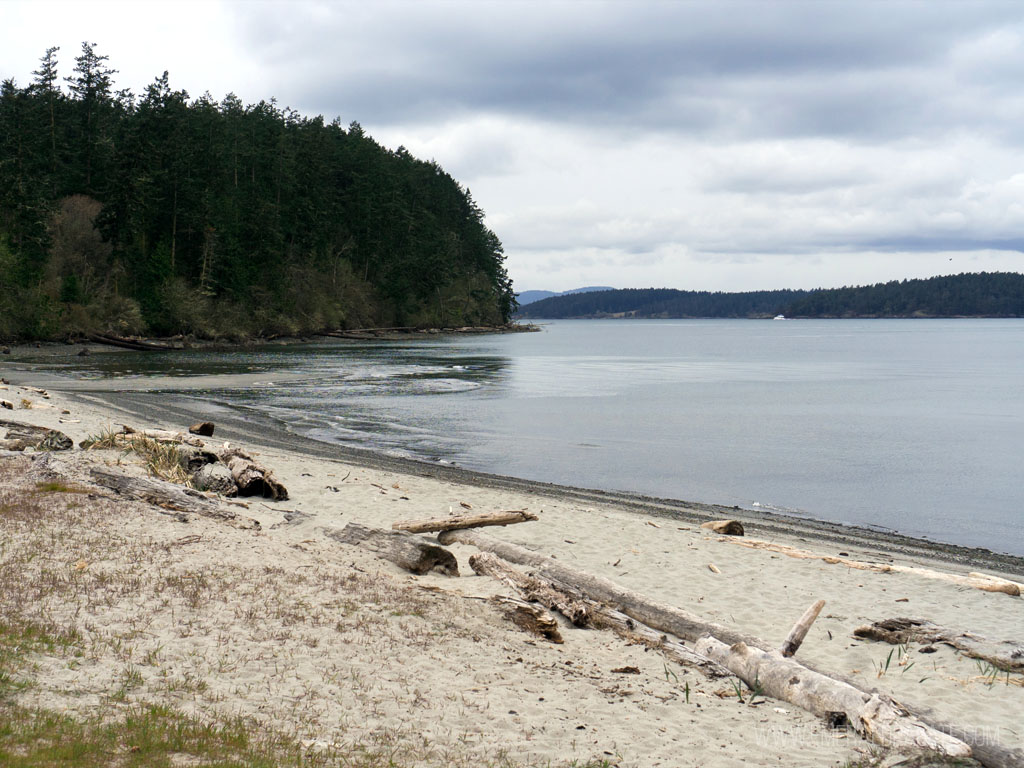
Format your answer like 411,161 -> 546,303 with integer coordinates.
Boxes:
2,367 -> 1023,767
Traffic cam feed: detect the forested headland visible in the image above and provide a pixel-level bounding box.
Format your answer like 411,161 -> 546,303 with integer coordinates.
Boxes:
0,44 -> 515,342
517,273 -> 1024,319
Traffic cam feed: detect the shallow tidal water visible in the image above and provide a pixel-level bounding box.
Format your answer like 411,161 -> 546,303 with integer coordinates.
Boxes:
24,318 -> 1024,555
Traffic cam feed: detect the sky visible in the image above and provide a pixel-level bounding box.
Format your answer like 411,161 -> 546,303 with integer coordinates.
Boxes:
3,0 -> 1024,293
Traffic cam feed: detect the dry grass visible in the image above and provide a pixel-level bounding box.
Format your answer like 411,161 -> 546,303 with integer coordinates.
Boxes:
82,429 -> 192,485
0,455 -> 615,768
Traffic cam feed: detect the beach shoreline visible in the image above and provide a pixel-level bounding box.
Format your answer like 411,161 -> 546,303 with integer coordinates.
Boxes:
2,371 -> 1024,766
8,360 -> 1022,576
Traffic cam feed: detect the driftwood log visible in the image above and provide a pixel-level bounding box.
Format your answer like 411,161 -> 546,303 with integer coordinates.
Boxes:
0,419 -> 72,451
90,467 -> 236,521
468,552 -> 732,678
695,636 -> 972,756
447,529 -> 1014,760
729,538 -> 1022,596
854,618 -> 1024,673
220,448 -> 288,500
87,332 -> 177,351
393,510 -> 538,535
440,528 -> 761,648
320,522 -> 459,576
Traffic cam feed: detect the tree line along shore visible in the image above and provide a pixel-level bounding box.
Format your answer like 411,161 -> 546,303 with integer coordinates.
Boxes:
517,272 -> 1024,319
1,43 -> 516,344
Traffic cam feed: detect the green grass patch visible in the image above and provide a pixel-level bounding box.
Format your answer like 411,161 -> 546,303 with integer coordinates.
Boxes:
0,703 -> 327,768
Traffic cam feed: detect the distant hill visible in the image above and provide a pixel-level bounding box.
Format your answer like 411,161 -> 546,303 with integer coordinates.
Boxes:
516,286 -> 615,306
516,273 -> 1024,319
518,287 -> 808,318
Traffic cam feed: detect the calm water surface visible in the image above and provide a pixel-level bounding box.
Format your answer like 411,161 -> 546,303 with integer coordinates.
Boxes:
36,319 -> 1024,554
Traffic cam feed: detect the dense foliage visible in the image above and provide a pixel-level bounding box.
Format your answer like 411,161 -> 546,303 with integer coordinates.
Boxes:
780,272 -> 1024,317
517,287 -> 810,318
0,44 -> 515,342
518,273 -> 1024,319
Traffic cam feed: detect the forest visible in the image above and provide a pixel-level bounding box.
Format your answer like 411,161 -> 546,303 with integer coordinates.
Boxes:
0,44 -> 516,342
517,273 -> 1024,319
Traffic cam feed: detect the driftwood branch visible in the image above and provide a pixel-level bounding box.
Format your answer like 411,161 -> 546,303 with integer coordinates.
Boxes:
321,523 -> 459,576
469,552 -> 590,625
492,595 -> 563,643
89,467 -> 236,521
854,618 -> 1024,673
780,599 -> 825,658
695,636 -> 972,756
393,509 -> 538,534
729,538 -> 1022,596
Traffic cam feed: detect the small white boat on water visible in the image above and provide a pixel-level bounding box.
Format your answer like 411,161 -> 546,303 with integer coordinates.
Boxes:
773,314 -> 786,320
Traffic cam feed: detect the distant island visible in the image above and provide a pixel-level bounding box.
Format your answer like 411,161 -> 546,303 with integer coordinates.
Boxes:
0,44 -> 515,343
516,273 -> 1024,319
516,286 -> 615,307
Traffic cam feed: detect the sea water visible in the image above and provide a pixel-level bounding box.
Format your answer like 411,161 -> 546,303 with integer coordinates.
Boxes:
36,319 -> 1024,555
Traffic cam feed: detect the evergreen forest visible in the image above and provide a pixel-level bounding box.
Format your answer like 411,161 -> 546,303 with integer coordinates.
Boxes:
0,44 -> 516,342
517,273 -> 1024,319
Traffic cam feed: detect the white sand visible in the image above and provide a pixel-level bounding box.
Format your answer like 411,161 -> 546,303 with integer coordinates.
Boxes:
1,379 -> 1022,767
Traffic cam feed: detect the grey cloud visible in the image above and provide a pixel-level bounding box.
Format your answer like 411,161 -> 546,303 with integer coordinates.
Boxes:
232,1 -> 1024,143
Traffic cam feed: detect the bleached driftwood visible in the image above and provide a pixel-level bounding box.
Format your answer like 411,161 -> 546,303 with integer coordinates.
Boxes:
695,636 -> 972,757
468,551 -> 732,676
121,426 -> 205,447
220,448 -> 288,500
729,538 -> 1022,596
440,528 -> 762,648
780,599 -> 826,657
321,522 -> 459,576
469,551 -> 591,625
493,595 -> 563,643
392,509 -> 538,534
854,618 -> 1024,673
90,467 -> 236,521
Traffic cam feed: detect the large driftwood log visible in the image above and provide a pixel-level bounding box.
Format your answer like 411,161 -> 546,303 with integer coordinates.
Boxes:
467,552 -> 732,677
220,448 -> 288,500
440,528 -> 761,648
695,636 -> 972,757
854,618 -> 1024,673
90,467 -> 236,521
0,419 -> 73,451
320,523 -> 459,576
392,509 -> 538,534
729,538 -> 1022,596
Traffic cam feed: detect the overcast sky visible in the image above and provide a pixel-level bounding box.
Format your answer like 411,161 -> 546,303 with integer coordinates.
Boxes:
3,0 -> 1024,292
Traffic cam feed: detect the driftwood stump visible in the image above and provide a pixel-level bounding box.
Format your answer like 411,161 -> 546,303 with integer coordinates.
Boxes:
221,448 -> 288,500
